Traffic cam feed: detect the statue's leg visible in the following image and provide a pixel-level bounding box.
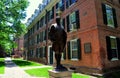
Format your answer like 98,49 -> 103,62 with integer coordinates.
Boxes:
55,52 -> 67,71
55,52 -> 61,67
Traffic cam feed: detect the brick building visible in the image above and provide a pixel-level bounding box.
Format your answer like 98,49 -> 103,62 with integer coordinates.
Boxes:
24,0 -> 120,75
14,36 -> 24,57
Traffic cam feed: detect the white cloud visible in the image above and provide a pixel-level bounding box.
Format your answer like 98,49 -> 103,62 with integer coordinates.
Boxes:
23,0 -> 42,23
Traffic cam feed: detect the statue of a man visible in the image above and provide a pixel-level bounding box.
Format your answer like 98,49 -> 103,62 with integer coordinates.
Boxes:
48,16 -> 67,71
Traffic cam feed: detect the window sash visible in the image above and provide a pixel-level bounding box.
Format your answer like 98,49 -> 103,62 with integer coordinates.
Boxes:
110,36 -> 119,60
105,5 -> 114,27
70,39 -> 78,60
69,12 -> 77,31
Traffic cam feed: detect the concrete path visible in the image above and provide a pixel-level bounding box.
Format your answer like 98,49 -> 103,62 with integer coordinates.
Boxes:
2,57 -> 36,78
22,66 -> 52,70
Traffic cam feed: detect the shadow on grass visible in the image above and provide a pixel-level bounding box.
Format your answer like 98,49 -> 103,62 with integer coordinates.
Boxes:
12,59 -> 43,67
0,58 -> 4,67
0,61 -> 4,67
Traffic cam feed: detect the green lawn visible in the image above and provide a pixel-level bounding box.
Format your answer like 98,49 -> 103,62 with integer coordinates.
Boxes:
25,68 -> 90,78
25,67 -> 53,78
13,59 -> 90,78
12,59 -> 43,67
72,73 -> 89,78
0,58 -> 5,74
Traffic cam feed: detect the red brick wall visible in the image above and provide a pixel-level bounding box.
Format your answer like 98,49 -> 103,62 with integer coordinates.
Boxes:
94,0 -> 120,69
62,0 -> 102,69
14,36 -> 24,56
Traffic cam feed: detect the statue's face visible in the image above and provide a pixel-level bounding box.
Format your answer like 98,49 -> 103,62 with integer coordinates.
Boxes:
49,25 -> 56,33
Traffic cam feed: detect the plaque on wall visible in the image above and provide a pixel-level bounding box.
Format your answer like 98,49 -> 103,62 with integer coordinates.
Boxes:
84,43 -> 91,53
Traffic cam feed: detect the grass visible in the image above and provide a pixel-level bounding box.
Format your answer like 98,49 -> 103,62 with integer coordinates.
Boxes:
25,67 -> 53,78
0,58 -> 5,74
72,73 -> 89,78
25,68 -> 90,78
12,59 -> 43,67
13,59 -> 91,78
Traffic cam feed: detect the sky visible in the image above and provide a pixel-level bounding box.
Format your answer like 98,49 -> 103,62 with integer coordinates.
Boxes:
24,0 -> 43,23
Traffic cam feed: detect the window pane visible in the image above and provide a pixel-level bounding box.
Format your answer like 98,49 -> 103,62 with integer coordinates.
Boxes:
110,36 -> 118,60
70,12 -> 76,23
71,39 -> 78,59
71,40 -> 77,50
72,50 -> 77,58
106,5 -> 114,27
71,0 -> 76,4
110,37 -> 117,49
69,12 -> 77,31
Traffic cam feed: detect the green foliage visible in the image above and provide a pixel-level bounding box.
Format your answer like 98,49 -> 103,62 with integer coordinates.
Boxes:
0,0 -> 29,52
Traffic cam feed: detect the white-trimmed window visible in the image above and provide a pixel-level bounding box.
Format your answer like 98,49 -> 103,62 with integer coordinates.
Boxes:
102,4 -> 118,28
67,39 -> 81,60
69,12 -> 77,31
70,39 -> 78,60
105,5 -> 114,27
110,36 -> 118,60
106,36 -> 120,61
66,10 -> 80,32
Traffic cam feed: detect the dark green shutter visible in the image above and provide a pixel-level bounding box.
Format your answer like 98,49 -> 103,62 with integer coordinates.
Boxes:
106,36 -> 112,60
66,0 -> 69,8
77,39 -> 81,60
62,18 -> 65,29
44,47 -> 47,57
75,10 -> 80,29
56,3 -> 58,9
45,14 -> 47,24
116,38 -> 120,60
63,48 -> 66,60
52,7 -> 54,19
44,30 -> 47,41
112,8 -> 118,28
37,48 -> 38,57
66,15 -> 70,32
39,48 -> 40,57
37,21 -> 39,30
102,4 -> 107,25
67,41 -> 71,59
60,0 -> 65,11
70,0 -> 72,5
37,34 -> 39,43
40,47 -> 42,58
48,11 -> 50,22
39,33 -> 41,42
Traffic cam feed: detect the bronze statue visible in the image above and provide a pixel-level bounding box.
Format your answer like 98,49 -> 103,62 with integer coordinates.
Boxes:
48,17 -> 67,71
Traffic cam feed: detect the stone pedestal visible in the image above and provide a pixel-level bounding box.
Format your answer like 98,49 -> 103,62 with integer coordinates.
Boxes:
48,70 -> 73,78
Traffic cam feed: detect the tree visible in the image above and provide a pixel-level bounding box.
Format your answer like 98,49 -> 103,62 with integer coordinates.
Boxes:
0,0 -> 29,54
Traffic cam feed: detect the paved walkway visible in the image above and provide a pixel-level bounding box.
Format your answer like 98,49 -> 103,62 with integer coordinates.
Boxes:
1,57 -> 37,78
22,66 -> 52,70
0,57 -> 97,78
